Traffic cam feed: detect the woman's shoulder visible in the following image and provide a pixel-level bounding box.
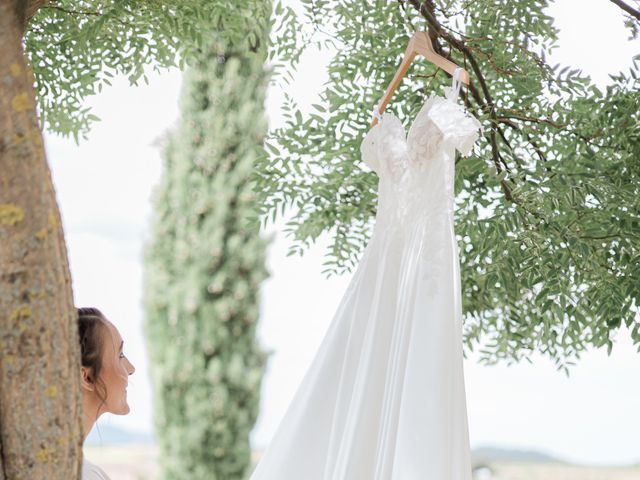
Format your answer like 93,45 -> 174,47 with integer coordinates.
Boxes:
82,457 -> 111,480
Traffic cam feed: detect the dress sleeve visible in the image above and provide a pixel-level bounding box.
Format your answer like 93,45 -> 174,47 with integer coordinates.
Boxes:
360,122 -> 381,175
428,99 -> 483,157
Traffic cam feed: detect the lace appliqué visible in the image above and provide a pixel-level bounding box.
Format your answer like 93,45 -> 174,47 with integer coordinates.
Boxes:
360,112 -> 408,184
406,95 -> 443,173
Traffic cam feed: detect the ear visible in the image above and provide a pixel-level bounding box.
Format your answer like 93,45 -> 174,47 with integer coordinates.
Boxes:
81,366 -> 95,392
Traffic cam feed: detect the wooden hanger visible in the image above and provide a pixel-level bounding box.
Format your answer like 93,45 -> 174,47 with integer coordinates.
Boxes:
370,31 -> 470,128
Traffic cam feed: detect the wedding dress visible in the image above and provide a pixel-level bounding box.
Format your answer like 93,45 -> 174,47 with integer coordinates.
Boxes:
250,67 -> 483,480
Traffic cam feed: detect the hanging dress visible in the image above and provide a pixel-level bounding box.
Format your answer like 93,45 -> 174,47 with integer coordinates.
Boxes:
250,67 -> 483,480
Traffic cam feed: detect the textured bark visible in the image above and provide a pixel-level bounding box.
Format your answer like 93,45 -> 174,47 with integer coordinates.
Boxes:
0,1 -> 82,479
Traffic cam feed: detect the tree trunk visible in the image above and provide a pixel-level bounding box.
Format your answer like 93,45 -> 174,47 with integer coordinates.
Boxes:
0,1 -> 82,479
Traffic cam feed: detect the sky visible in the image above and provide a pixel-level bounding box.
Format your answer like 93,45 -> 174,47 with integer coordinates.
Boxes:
44,0 -> 639,467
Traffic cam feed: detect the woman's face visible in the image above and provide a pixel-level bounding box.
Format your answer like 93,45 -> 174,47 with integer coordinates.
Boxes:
95,320 -> 136,415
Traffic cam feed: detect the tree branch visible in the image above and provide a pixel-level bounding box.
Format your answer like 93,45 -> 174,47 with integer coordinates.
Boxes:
40,5 -> 102,18
407,0 -> 516,201
37,4 -> 135,28
608,0 -> 640,21
25,0 -> 49,26
497,112 -> 566,130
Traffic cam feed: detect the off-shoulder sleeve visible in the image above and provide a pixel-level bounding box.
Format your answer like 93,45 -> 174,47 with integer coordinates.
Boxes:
360,112 -> 407,180
360,122 -> 381,175
427,99 -> 483,157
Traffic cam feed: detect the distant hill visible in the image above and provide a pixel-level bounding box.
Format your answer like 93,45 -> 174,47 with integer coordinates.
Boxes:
472,445 -> 567,464
85,424 -> 155,446
85,432 -> 638,470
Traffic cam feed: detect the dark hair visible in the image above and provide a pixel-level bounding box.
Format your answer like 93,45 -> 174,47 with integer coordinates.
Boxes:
77,307 -> 110,418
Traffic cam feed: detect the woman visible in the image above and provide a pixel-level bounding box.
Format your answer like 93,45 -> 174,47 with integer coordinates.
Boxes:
78,307 -> 136,480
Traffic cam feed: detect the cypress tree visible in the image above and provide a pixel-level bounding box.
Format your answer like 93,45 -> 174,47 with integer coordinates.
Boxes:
143,26 -> 272,479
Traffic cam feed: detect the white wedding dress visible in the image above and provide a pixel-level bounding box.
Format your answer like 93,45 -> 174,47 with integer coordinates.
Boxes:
250,68 -> 483,480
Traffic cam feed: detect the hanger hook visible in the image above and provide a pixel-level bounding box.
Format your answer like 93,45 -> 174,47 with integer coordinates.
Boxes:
444,66 -> 463,101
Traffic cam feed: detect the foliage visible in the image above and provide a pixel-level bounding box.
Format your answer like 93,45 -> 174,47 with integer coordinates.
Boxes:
252,0 -> 640,375
24,0 -> 271,142
143,22 -> 272,480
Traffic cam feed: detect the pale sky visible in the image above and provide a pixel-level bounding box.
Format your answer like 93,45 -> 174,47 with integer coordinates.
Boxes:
45,0 -> 639,467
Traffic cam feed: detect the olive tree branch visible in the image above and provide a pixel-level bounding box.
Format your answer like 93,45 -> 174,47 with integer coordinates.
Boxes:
608,0 -> 640,21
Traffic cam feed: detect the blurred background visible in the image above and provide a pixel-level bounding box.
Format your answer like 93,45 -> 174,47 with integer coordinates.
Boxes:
44,0 -> 639,478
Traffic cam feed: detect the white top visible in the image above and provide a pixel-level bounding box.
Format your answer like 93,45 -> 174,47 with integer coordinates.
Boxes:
82,458 -> 111,480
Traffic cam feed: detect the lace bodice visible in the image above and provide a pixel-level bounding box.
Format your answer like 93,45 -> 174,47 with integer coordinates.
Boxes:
360,68 -> 483,225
